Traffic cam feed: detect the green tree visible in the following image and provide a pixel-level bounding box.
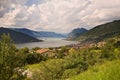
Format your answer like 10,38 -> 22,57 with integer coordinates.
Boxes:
25,53 -> 46,64
31,47 -> 41,52
0,34 -> 26,80
18,47 -> 29,54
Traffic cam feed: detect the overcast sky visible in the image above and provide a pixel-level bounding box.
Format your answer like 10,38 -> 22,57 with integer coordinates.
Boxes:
0,0 -> 120,33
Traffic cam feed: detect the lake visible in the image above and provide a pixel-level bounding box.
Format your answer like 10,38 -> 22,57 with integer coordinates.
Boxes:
16,37 -> 79,49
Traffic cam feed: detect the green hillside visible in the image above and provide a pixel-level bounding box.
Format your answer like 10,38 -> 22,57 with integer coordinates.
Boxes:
70,60 -> 120,80
78,20 -> 120,42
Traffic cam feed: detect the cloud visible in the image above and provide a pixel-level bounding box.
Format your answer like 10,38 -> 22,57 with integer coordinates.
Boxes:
81,0 -> 120,28
0,0 -> 120,33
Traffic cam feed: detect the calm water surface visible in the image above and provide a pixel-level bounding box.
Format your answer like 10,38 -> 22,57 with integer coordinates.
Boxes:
16,37 -> 79,49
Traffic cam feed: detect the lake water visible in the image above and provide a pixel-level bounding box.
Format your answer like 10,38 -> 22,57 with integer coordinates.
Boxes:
16,37 -> 79,49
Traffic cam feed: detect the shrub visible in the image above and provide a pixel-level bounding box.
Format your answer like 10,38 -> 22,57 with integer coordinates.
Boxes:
25,53 -> 46,64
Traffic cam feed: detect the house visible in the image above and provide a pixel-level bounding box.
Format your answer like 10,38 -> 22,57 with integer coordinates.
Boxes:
36,48 -> 50,54
36,48 -> 55,57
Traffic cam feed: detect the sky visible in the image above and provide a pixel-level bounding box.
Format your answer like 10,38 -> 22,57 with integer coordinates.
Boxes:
0,0 -> 120,33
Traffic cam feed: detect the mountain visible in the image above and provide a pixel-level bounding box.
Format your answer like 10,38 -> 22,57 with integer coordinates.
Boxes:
11,28 -> 40,37
78,20 -> 120,42
12,28 -> 66,38
38,31 -> 66,38
68,28 -> 88,39
0,27 -> 42,43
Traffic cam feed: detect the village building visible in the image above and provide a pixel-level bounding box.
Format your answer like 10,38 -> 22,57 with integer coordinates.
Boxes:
36,48 -> 55,57
36,48 -> 50,54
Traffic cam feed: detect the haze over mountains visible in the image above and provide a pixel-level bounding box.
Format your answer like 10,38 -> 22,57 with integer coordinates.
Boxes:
11,28 -> 66,38
68,28 -> 88,39
0,27 -> 66,44
0,27 -> 41,43
0,20 -> 120,44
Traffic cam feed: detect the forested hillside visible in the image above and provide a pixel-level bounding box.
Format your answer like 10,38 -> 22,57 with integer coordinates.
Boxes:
12,28 -> 66,38
76,20 -> 120,42
68,28 -> 88,40
0,27 -> 41,43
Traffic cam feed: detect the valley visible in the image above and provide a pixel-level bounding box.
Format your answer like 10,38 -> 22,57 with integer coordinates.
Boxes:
0,20 -> 120,80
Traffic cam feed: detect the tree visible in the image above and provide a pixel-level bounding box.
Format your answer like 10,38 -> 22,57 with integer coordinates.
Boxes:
25,53 -> 47,64
0,34 -> 26,80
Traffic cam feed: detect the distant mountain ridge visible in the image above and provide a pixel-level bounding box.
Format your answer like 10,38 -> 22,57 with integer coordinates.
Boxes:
11,28 -> 40,37
68,28 -> 88,40
12,28 -> 66,38
77,20 -> 120,42
0,27 -> 42,43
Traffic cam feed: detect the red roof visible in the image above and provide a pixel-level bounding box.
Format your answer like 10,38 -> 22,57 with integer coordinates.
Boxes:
36,48 -> 50,54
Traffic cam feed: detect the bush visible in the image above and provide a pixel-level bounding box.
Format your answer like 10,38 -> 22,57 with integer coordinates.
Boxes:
25,53 -> 46,64
32,59 -> 67,80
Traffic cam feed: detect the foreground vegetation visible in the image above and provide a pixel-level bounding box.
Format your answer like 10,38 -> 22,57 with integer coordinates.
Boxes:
0,34 -> 120,80
70,60 -> 120,80
0,34 -> 26,80
26,37 -> 120,80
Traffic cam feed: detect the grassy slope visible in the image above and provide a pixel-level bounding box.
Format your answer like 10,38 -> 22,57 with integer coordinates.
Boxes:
70,60 -> 120,80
